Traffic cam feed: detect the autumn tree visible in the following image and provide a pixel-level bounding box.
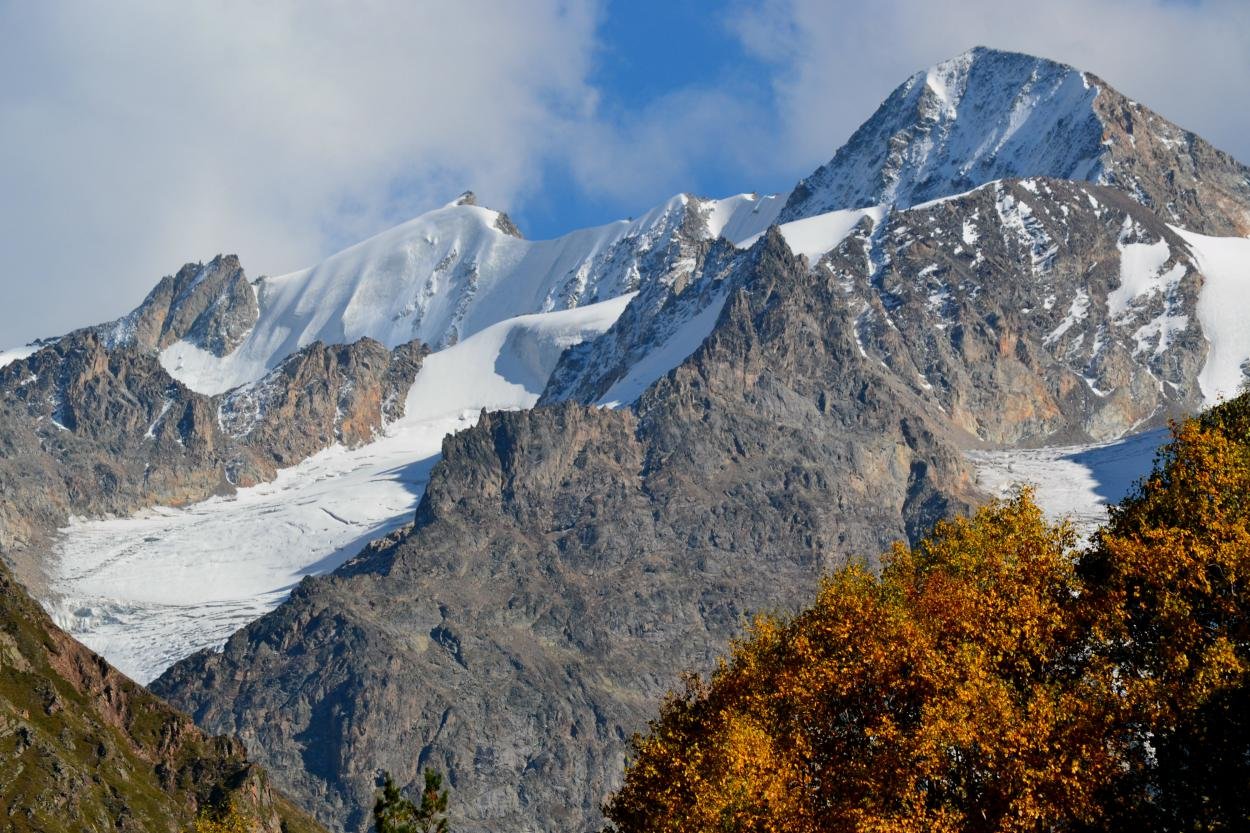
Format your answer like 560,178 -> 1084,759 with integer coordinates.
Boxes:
606,493 -> 1120,832
605,391 -> 1250,832
1080,396 -> 1250,830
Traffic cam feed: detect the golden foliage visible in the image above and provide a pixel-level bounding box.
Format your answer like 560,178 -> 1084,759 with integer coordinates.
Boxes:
606,393 -> 1250,832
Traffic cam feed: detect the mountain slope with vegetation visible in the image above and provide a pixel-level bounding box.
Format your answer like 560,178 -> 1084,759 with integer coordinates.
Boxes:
0,559 -> 328,833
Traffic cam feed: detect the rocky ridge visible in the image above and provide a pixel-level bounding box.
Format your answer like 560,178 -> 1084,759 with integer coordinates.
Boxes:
103,255 -> 260,357
0,328 -> 425,590
153,191 -> 779,396
548,177 -> 1208,444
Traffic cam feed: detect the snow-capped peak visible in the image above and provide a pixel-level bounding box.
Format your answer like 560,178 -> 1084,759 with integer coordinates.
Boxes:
155,189 -> 782,395
923,46 -> 980,118
779,47 -> 1250,237
780,47 -> 1101,223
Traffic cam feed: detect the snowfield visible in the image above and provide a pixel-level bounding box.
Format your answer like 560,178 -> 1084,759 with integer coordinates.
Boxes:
968,428 -> 1166,537
739,205 -> 886,262
1174,228 -> 1250,405
48,298 -> 631,682
0,345 -> 39,369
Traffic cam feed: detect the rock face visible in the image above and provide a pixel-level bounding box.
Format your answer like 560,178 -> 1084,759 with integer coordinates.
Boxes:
219,338 -> 428,469
153,230 -> 980,832
814,178 -> 1207,443
105,255 -> 260,357
779,47 -> 1250,236
549,178 -> 1206,444
0,330 -> 426,589
0,560 -> 326,833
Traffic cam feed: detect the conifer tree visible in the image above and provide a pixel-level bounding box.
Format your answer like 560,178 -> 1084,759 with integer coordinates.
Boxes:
373,768 -> 450,833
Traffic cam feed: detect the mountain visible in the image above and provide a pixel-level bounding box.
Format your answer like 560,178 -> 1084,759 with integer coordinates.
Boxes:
779,47 -> 1250,237
146,47 -> 1250,833
149,177 -> 1250,833
153,229 -> 979,832
0,188 -> 781,596
2,44 -> 1249,833
50,297 -> 633,684
549,176 -> 1244,443
0,559 -> 326,833
0,187 -> 775,578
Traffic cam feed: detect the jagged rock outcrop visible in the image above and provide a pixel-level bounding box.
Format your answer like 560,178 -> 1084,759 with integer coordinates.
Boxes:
0,332 -> 426,589
105,255 -> 260,357
0,560 -> 326,833
220,339 -> 428,469
779,47 -> 1250,236
539,233 -> 731,407
535,194 -> 721,313
153,229 -> 980,832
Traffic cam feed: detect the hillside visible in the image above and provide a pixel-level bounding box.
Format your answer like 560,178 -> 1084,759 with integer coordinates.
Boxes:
0,559 -> 326,833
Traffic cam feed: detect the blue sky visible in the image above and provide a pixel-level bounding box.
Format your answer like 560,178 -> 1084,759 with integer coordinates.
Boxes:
517,0 -> 786,238
1,0 -> 1248,345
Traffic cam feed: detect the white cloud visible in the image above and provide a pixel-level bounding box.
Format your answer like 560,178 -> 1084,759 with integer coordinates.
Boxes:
564,85 -> 772,207
0,0 -> 600,344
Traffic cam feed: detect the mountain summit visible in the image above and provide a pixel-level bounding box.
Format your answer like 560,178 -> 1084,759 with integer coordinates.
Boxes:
780,47 -> 1250,236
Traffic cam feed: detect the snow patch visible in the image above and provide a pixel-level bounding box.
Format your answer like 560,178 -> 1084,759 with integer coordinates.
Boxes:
703,193 -> 785,243
0,345 -> 39,369
1173,228 -> 1250,404
968,428 -> 1166,537
597,291 -> 729,408
1108,238 -> 1185,319
1044,290 -> 1090,345
740,205 -> 886,262
144,397 -> 176,440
